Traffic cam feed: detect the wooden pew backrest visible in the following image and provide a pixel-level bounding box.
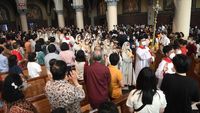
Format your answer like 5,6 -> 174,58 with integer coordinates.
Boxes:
113,93 -> 130,113
24,75 -> 48,98
27,94 -> 51,113
0,72 -> 8,81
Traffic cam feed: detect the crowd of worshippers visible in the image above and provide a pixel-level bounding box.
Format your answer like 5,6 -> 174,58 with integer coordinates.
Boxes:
0,24 -> 200,113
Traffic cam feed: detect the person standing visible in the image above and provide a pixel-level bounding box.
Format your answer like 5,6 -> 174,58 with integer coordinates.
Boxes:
84,46 -> 111,109
159,31 -> 170,52
108,53 -> 124,99
27,52 -> 41,78
121,42 -> 136,86
126,67 -> 167,113
44,44 -> 61,75
135,35 -> 152,79
59,42 -> 75,66
155,45 -> 175,88
161,54 -> 200,113
2,73 -> 37,113
0,46 -> 8,73
45,60 -> 85,113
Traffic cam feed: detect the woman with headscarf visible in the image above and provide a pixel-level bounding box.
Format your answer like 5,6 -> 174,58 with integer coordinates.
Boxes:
121,42 -> 136,87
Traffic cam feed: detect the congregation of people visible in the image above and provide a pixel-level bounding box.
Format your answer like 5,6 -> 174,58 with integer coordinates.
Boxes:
0,24 -> 200,113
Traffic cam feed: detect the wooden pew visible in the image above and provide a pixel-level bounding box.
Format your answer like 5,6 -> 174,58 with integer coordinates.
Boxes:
27,92 -> 130,113
0,72 -> 8,81
113,93 -> 130,113
24,75 -> 48,98
27,94 -> 51,113
40,65 -> 48,76
79,80 -> 89,107
24,75 -> 130,113
27,93 -> 91,113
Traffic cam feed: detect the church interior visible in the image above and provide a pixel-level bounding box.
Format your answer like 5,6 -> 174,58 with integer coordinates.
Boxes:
0,0 -> 200,113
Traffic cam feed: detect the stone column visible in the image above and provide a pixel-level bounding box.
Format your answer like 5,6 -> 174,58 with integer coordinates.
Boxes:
147,0 -> 154,25
90,8 -> 97,26
72,0 -> 84,30
173,0 -> 192,38
105,0 -> 119,31
15,0 -> 28,32
53,0 -> 65,28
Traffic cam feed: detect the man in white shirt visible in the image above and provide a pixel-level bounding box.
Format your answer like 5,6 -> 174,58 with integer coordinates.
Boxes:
159,31 -> 170,52
45,44 -> 61,74
0,47 -> 8,73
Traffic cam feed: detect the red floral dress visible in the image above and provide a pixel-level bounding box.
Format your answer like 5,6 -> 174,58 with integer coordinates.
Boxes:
4,99 -> 37,113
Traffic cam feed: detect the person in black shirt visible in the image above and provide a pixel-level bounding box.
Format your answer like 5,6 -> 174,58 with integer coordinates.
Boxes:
161,54 -> 200,113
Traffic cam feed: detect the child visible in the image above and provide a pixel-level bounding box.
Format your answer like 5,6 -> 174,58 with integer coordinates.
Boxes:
155,45 -> 175,88
108,53 -> 124,99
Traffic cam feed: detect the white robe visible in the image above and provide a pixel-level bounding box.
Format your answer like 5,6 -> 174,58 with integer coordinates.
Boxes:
135,47 -> 152,79
121,50 -> 136,85
155,58 -> 175,88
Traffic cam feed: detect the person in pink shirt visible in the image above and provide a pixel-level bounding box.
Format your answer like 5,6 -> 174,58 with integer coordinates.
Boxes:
59,42 -> 75,66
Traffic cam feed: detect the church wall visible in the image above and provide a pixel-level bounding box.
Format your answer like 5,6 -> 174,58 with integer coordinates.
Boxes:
0,0 -> 17,31
191,10 -> 200,27
117,0 -> 123,15
141,0 -> 148,12
0,0 -> 16,22
197,0 -> 200,8
0,0 -> 200,31
118,13 -> 147,25
159,0 -> 164,11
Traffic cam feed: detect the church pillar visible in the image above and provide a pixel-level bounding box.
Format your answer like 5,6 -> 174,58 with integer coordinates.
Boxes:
173,0 -> 192,38
73,0 -> 84,30
15,0 -> 28,32
105,0 -> 118,31
53,0 -> 65,28
147,0 -> 154,25
90,8 -> 97,26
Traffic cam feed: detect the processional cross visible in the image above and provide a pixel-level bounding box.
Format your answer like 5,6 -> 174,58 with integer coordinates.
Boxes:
152,0 -> 161,49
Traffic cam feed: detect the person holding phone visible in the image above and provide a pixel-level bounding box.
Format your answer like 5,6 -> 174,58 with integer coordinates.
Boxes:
45,60 -> 85,113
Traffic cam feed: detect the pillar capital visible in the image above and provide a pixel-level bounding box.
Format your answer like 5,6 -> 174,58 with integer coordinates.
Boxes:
105,0 -> 119,6
55,10 -> 64,15
73,5 -> 84,10
72,0 -> 84,10
15,0 -> 28,14
53,0 -> 64,11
